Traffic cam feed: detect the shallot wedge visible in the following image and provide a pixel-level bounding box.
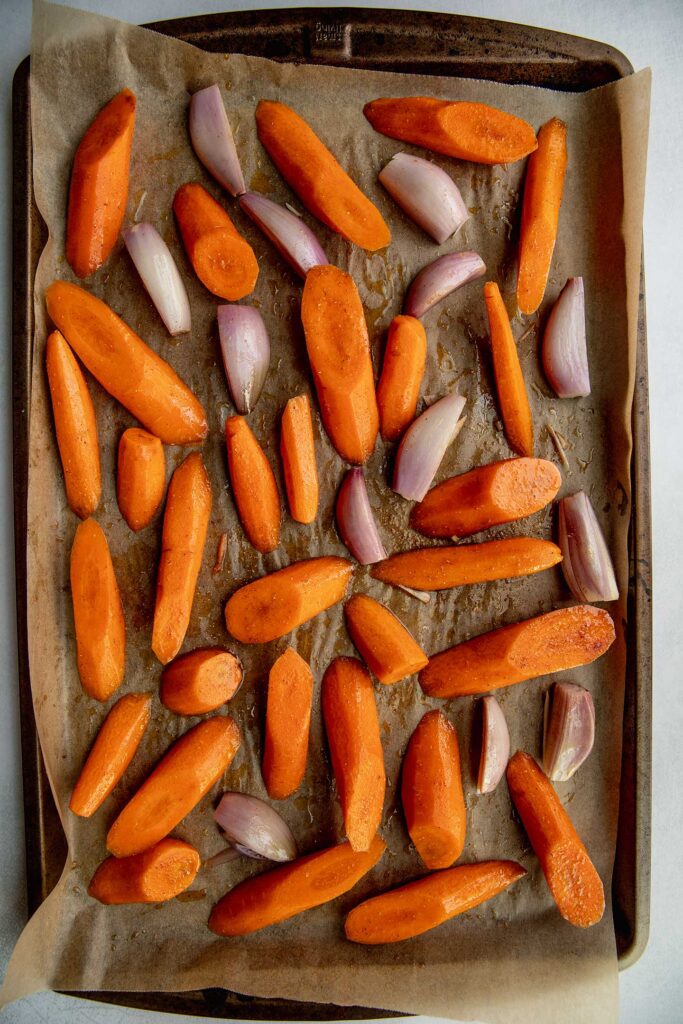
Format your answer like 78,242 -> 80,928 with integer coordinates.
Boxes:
122,223 -> 191,336
239,192 -> 328,278
189,84 -> 245,196
404,252 -> 486,318
477,696 -> 510,793
543,682 -> 595,782
378,153 -> 468,244
542,277 -> 591,398
393,392 -> 466,502
336,468 -> 387,565
558,491 -> 618,603
218,305 -> 270,414
214,793 -> 297,863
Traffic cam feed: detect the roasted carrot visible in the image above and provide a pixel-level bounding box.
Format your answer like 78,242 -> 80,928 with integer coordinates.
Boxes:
151,453 -> 212,665
280,394 -> 319,524
160,648 -> 243,716
376,315 -> 427,442
517,118 -> 568,314
419,605 -> 616,699
301,265 -> 379,464
45,282 -> 207,444
89,839 -> 201,904
66,88 -> 136,278
484,281 -> 534,457
46,329 -> 101,519
70,518 -> 126,702
344,594 -> 428,685
225,416 -> 280,553
117,427 -> 165,532
263,648 -> 314,800
507,751 -> 604,927
107,715 -> 240,858
256,100 -> 390,251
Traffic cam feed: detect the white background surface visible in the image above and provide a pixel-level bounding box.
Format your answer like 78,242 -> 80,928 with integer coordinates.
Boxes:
0,1 -> 680,1022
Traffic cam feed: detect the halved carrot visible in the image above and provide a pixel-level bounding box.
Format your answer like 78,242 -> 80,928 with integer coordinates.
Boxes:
376,315 -> 427,442
301,265 -> 379,464
66,88 -> 136,278
484,281 -> 533,457
173,183 -> 258,300
160,648 -> 243,716
256,100 -> 390,251
419,605 -> 616,699
225,556 -> 353,644
517,118 -> 568,314
263,648 -> 314,800
70,518 -> 126,702
45,282 -> 207,444
280,394 -> 319,524
507,751 -> 604,927
411,457 -> 561,539
90,839 -> 201,904
225,416 -> 280,553
46,329 -> 101,519
117,427 -> 165,532
344,594 -> 428,685
151,452 -> 212,665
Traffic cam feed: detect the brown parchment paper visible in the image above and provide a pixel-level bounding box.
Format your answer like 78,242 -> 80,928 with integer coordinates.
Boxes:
2,2 -> 650,1020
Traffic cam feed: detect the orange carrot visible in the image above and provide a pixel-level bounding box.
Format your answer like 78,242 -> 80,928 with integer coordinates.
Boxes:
66,88 -> 136,278
376,315 -> 427,442
151,453 -> 212,665
484,281 -> 534,457
256,100 -> 390,251
507,751 -> 604,927
517,118 -> 568,314
280,394 -> 319,524
301,265 -> 379,464
117,427 -> 165,532
225,416 -> 280,553
70,518 -> 126,702
45,282 -> 207,444
46,329 -> 101,519
344,594 -> 428,685
419,605 -> 616,699
263,648 -> 314,800
89,839 -> 200,904
160,648 -> 243,716
173,183 -> 258,300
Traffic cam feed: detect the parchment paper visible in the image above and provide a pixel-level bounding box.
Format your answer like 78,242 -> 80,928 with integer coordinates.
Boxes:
2,2 -> 650,1020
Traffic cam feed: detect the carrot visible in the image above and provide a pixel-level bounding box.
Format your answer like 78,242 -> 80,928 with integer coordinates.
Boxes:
173,183 -> 258,300
160,648 -> 243,716
89,838 -> 200,904
107,715 -> 240,857
363,97 -> 537,165
66,88 -> 136,278
225,416 -> 280,553
301,265 -> 379,464
45,282 -> 207,444
484,281 -> 534,457
117,427 -> 165,532
151,453 -> 212,665
517,118 -> 568,314
344,594 -> 428,685
263,648 -> 314,800
46,329 -> 101,519
411,456 -> 561,539
280,394 -> 319,524
225,556 -> 353,644
255,100 -> 390,251
345,860 -> 525,944
70,518 -> 126,702
419,605 -> 616,699
507,751 -> 604,927
376,315 -> 427,442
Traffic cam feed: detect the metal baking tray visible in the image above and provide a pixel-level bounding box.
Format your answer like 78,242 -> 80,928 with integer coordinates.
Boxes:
12,7 -> 652,1018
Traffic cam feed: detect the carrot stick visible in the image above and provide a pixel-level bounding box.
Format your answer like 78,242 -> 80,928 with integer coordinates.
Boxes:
69,693 -> 151,818
66,88 -> 136,278
70,518 -> 126,702
160,648 -> 243,716
517,118 -> 568,314
419,605 -> 616,699
376,315 -> 427,442
484,282 -> 534,457
173,183 -> 258,300
225,416 -> 280,553
301,265 -> 379,464
45,282 -> 207,444
507,751 -> 604,927
46,329 -> 101,519
107,715 -> 240,858
263,648 -> 314,800
344,594 -> 428,685
280,394 -> 319,524
117,427 -> 166,532
255,100 -> 390,251
89,838 -> 200,904
151,452 -> 212,665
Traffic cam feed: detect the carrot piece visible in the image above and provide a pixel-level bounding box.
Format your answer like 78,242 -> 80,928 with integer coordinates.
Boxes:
70,518 -> 126,702
107,715 -> 240,857
70,693 -> 151,818
345,860 -> 525,944
263,648 -> 314,799
411,456 -> 561,539
507,751 -> 604,927
255,100 -> 390,251
517,118 -> 568,314
344,594 -> 428,685
376,315 -> 427,442
151,452 -> 212,665
301,265 -> 379,464
117,427 -> 165,532
225,556 -> 353,644
484,282 -> 534,457
173,183 -> 258,300
160,648 -> 243,716
280,394 -> 319,524
45,282 -> 207,444
419,605 -> 616,699
46,329 -> 101,519
363,97 -> 537,166
225,416 -> 281,553
66,88 -> 136,278
89,838 -> 200,904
